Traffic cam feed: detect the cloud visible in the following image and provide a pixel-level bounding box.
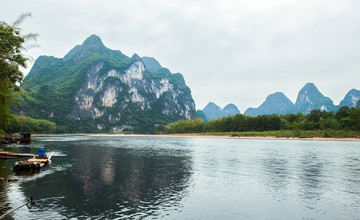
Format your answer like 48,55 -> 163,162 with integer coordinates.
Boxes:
1,0 -> 360,112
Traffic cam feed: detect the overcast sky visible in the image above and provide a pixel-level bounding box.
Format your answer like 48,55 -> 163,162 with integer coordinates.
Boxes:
2,0 -> 360,112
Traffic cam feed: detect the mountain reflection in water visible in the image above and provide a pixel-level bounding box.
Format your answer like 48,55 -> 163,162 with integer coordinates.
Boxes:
1,136 -> 193,219
68,140 -> 192,218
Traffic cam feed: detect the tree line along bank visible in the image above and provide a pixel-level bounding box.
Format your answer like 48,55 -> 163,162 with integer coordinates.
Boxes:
156,106 -> 360,138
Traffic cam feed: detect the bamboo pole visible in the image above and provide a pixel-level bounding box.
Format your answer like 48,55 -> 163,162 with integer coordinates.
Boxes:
0,197 -> 34,219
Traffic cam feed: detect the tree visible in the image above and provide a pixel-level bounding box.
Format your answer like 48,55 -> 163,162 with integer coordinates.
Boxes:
0,13 -> 38,133
336,106 -> 350,120
349,108 -> 360,130
307,109 -> 321,123
0,80 -> 15,132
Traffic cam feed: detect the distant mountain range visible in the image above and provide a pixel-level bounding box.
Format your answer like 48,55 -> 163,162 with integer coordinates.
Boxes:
200,83 -> 360,119
245,92 -> 295,116
197,102 -> 240,121
245,83 -> 359,116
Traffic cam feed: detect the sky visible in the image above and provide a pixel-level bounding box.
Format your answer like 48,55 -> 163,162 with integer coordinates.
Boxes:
2,0 -> 360,112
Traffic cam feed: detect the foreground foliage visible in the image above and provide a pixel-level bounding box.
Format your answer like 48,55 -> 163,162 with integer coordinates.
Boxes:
157,107 -> 360,138
0,13 -> 38,134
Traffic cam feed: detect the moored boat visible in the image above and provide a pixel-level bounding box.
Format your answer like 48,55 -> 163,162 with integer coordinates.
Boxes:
13,149 -> 51,171
19,132 -> 32,144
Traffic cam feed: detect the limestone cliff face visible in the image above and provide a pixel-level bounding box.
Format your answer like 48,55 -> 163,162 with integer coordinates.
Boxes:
71,57 -> 195,132
294,83 -> 337,113
339,89 -> 360,108
21,35 -> 196,133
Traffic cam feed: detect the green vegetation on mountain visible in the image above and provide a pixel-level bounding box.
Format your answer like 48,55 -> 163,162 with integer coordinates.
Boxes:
157,107 -> 360,138
24,35 -> 132,95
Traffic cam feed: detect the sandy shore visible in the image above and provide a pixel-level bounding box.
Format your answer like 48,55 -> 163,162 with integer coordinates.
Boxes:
34,133 -> 360,141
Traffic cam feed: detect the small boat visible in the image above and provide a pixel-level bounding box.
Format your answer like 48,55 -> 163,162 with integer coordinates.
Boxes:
13,149 -> 51,171
19,132 -> 32,144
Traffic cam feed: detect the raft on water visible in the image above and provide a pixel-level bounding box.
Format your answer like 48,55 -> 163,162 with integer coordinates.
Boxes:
13,149 -> 51,171
0,149 -> 33,159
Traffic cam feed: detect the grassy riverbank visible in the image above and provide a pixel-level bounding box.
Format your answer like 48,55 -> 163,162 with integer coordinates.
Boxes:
30,129 -> 360,139
83,132 -> 360,141
187,130 -> 360,139
44,130 -> 360,141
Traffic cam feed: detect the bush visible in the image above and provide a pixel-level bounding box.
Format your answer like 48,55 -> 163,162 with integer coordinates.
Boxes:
5,114 -> 56,134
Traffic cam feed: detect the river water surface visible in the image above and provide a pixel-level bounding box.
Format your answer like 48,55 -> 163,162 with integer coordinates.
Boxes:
0,135 -> 359,219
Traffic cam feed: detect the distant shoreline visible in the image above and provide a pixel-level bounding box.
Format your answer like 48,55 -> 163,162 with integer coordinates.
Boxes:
33,133 -> 360,141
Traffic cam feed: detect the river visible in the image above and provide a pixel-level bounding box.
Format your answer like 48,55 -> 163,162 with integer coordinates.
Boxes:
0,135 -> 359,219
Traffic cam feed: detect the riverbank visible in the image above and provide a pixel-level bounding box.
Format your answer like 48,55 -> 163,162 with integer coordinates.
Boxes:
32,133 -> 360,141
91,133 -> 360,141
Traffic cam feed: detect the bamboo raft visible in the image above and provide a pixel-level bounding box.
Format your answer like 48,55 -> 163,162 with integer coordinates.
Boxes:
0,149 -> 33,159
13,149 -> 51,171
